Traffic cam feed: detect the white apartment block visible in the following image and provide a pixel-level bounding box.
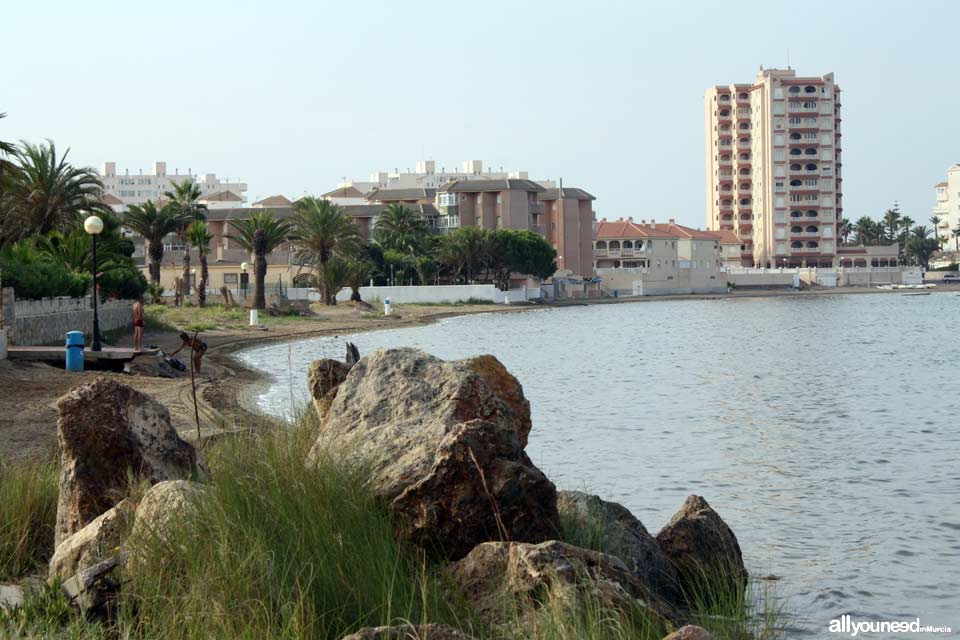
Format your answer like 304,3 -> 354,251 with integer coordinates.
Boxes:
326,160 -> 556,202
98,161 -> 247,209
705,68 -> 842,267
933,164 -> 960,247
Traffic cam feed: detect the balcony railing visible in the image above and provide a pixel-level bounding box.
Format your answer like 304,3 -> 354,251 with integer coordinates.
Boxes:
529,202 -> 544,215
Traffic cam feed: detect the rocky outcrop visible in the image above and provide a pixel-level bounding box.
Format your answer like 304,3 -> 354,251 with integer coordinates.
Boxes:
308,343 -> 360,418
307,348 -> 557,559
49,500 -> 134,580
340,624 -> 476,640
662,625 -> 716,640
125,480 -> 207,552
54,378 -> 209,546
447,540 -> 674,626
655,496 -> 747,601
558,491 -> 681,605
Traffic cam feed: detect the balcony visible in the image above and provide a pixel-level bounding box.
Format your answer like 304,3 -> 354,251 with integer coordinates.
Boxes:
528,202 -> 544,215
530,224 -> 546,236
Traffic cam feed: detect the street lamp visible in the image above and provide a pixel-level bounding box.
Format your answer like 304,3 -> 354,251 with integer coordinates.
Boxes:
240,262 -> 249,299
84,215 -> 104,352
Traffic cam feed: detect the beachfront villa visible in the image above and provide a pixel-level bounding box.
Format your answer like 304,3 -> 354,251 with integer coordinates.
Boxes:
593,218 -> 728,296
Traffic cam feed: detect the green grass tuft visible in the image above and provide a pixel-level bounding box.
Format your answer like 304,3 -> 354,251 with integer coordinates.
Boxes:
0,458 -> 58,581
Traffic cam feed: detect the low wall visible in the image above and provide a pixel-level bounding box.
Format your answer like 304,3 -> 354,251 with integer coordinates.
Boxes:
727,272 -> 795,289
2,291 -> 133,345
329,285 -> 539,305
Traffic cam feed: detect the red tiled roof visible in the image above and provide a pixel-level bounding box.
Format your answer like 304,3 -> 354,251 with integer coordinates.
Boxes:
707,229 -> 741,244
594,219 -> 719,240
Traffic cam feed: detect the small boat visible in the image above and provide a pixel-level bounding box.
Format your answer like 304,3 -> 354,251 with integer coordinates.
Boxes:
902,291 -> 931,296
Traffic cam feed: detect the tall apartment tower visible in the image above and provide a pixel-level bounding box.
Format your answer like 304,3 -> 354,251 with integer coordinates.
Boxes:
705,68 -> 842,267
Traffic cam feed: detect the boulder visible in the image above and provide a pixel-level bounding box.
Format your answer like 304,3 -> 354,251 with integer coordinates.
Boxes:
307,348 -> 557,559
447,540 -> 674,626
125,480 -> 206,553
61,557 -> 121,617
49,500 -> 134,580
662,625 -> 716,640
308,343 -> 361,418
54,378 -> 209,546
124,354 -> 179,378
340,624 -> 476,640
655,496 -> 747,601
558,490 -> 681,605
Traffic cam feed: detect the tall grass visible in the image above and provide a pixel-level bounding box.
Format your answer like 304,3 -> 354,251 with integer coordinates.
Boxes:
117,414 -> 475,639
0,457 -> 58,580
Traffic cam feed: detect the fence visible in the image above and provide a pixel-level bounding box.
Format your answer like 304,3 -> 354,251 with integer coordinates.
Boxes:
0,288 -> 134,346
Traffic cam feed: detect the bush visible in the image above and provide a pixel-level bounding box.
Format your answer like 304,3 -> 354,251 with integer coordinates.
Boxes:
0,256 -> 90,299
98,264 -> 148,300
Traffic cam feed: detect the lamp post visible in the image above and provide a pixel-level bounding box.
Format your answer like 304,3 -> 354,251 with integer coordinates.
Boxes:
84,215 -> 104,352
241,262 -> 249,299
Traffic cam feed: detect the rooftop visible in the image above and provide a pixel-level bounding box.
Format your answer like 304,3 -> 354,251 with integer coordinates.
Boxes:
321,185 -> 369,199
252,194 -> 293,207
595,218 -> 719,240
539,187 -> 595,201
365,187 -> 437,202
438,179 -> 545,193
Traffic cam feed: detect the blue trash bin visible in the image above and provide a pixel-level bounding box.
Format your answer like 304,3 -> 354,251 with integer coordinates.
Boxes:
65,331 -> 85,372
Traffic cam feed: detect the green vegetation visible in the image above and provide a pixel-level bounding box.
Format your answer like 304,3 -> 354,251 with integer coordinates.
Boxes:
850,205 -> 949,268
228,210 -> 292,311
184,220 -> 213,307
0,457 -> 58,580
0,414 -> 784,639
164,178 -> 208,294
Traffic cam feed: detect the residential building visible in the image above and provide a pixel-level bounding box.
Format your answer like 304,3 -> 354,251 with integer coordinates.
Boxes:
933,164 -> 960,247
705,68 -> 842,267
593,218 -> 726,295
98,161 -> 247,209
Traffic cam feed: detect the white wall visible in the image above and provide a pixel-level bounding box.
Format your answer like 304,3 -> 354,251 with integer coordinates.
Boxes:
311,284 -> 540,304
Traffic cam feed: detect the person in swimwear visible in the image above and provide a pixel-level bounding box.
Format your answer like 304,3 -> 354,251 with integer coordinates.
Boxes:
170,331 -> 208,372
132,296 -> 145,352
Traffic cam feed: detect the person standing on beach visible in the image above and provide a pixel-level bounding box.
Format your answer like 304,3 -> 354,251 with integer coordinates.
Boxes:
132,296 -> 145,352
170,331 -> 208,373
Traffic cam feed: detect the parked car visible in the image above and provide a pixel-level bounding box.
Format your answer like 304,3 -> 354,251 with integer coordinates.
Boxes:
941,272 -> 960,283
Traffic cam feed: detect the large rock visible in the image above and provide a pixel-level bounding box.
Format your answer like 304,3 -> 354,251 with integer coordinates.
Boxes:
662,625 -> 716,640
340,624 -> 476,640
655,496 -> 747,601
49,500 -> 134,580
0,585 -> 23,612
55,378 -> 208,546
307,348 -> 557,559
125,480 -> 207,553
448,540 -> 674,626
558,491 -> 681,605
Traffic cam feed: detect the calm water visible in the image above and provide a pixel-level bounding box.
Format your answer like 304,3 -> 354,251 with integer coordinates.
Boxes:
237,294 -> 960,637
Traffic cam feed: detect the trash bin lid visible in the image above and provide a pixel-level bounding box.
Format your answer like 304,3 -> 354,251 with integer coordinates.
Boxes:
66,331 -> 85,345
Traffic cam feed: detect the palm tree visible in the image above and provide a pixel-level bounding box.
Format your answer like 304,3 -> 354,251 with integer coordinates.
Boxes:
164,178 -> 208,295
122,201 -> 191,284
185,220 -> 213,307
912,225 -> 931,240
882,206 -> 901,243
853,216 -> 874,246
288,197 -> 361,304
2,141 -> 111,239
930,216 -> 943,249
374,203 -> 428,254
228,211 -> 291,310
0,113 -> 15,168
838,218 -> 852,246
344,258 -> 374,302
33,229 -> 127,274
317,257 -> 351,306
952,224 -> 960,252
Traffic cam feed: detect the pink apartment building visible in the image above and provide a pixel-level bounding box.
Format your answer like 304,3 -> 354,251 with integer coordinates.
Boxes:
705,68 -> 843,267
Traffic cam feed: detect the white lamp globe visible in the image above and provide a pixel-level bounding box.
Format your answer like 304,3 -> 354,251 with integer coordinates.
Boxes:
83,215 -> 104,235
241,262 -> 249,271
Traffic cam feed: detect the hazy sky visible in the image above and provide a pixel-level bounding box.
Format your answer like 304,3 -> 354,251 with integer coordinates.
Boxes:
3,0 -> 958,228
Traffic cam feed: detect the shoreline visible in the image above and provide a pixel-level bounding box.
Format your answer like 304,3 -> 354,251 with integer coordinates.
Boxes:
3,284 -> 957,461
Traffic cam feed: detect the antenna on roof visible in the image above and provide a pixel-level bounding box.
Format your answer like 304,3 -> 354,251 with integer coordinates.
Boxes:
786,48 -> 791,69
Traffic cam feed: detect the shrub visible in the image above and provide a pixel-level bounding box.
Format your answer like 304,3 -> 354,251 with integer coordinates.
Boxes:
97,264 -> 148,300
0,256 -> 90,299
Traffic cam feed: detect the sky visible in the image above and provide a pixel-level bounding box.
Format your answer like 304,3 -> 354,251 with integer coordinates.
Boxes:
2,0 -> 958,228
